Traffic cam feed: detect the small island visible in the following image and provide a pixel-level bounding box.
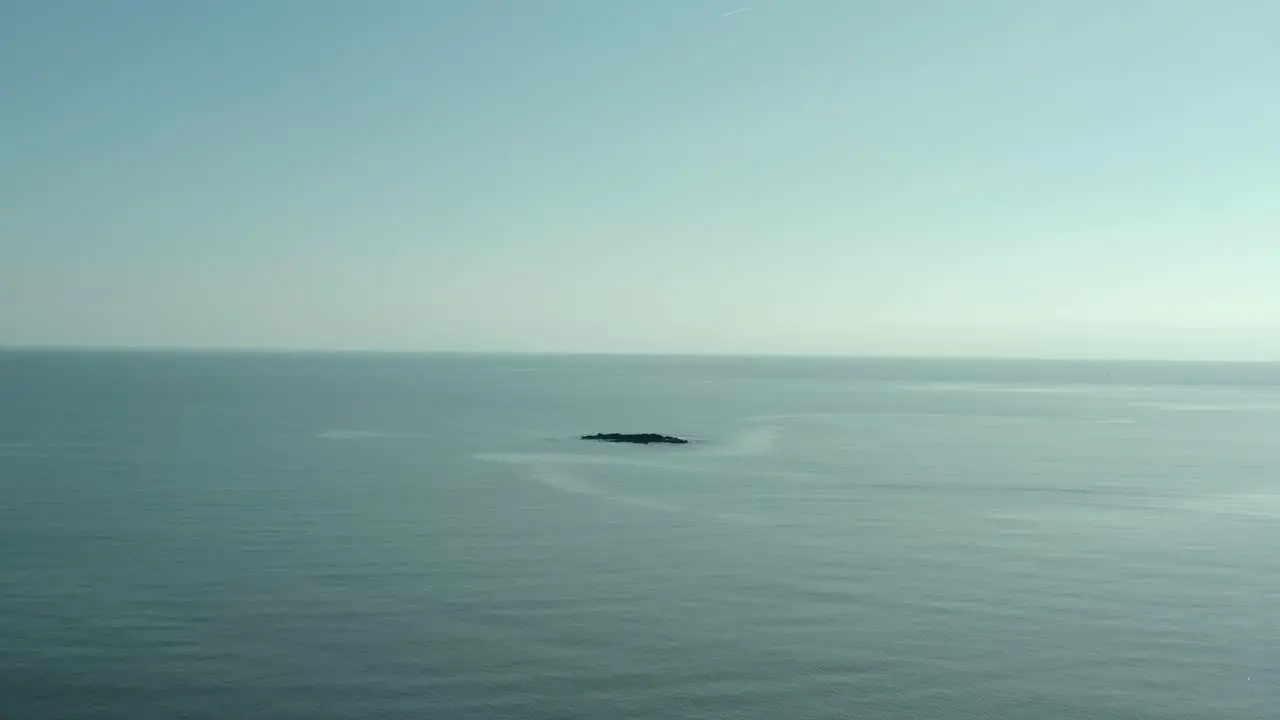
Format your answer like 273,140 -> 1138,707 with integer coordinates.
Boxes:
581,433 -> 689,445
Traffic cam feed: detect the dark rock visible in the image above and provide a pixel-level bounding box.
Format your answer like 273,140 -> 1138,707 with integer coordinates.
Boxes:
582,433 -> 689,445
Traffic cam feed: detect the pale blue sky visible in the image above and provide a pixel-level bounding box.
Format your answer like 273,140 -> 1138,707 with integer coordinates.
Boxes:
3,1 -> 1278,358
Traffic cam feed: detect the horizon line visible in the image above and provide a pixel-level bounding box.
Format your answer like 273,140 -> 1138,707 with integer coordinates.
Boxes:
0,344 -> 1274,365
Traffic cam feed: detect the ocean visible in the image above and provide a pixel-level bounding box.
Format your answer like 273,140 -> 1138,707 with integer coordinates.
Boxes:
1,350 -> 1277,719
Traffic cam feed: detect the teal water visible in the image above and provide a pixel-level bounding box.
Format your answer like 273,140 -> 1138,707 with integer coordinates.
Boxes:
2,351 -> 1277,719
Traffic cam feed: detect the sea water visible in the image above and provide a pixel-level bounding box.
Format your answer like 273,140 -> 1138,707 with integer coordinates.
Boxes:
1,351 -> 1277,719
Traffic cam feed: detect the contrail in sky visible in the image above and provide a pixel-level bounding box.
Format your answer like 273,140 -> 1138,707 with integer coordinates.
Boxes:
721,7 -> 751,17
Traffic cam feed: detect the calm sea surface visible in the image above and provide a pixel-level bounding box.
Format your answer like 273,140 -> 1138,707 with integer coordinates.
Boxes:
2,351 -> 1277,719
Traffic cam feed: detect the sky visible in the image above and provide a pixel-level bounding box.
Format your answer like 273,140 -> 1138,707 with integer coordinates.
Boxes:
3,0 -> 1278,359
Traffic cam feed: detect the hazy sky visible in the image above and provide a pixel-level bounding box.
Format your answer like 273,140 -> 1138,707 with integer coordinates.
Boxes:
4,1 -> 1278,359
